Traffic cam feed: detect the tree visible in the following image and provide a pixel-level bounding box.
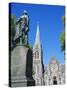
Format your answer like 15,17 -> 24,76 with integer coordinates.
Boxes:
60,16 -> 65,51
60,32 -> 65,51
62,16 -> 65,28
10,14 -> 16,50
10,14 -> 16,40
60,16 -> 65,60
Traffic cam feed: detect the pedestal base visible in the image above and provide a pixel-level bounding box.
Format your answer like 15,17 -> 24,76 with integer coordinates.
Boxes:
11,76 -> 35,87
9,46 -> 35,87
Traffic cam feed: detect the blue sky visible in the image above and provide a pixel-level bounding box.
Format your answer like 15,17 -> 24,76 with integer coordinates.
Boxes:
10,3 -> 65,65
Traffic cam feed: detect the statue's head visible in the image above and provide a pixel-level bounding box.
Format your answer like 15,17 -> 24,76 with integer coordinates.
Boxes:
23,10 -> 28,15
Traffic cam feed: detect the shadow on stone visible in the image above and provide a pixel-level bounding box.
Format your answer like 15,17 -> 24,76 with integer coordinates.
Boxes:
26,49 -> 35,86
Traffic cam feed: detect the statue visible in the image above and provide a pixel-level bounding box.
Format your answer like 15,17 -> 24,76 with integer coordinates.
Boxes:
14,10 -> 29,45
20,10 -> 29,45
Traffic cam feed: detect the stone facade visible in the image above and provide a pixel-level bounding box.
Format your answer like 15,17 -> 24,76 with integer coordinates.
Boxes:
44,58 -> 65,85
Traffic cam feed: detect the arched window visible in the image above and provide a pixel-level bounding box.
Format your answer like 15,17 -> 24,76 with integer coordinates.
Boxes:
35,51 -> 39,59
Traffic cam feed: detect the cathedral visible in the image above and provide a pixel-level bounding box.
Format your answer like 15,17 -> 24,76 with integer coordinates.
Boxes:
32,24 -> 65,86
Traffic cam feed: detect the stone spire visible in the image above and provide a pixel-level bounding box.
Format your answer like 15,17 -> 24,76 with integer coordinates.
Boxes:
33,23 -> 44,85
34,23 -> 41,47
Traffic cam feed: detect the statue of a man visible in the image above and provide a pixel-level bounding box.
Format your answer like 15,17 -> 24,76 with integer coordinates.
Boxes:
20,10 -> 29,45
14,10 -> 29,45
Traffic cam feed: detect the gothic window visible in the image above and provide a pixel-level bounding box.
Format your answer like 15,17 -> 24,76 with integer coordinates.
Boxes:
35,51 -> 39,59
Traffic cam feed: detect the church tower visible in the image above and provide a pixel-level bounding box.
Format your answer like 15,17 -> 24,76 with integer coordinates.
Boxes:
33,23 -> 44,85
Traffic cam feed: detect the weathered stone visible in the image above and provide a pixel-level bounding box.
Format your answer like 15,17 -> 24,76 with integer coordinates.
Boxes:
10,46 -> 35,87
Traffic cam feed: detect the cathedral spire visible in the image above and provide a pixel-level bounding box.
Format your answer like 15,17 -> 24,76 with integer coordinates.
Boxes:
34,22 -> 41,46
33,23 -> 44,86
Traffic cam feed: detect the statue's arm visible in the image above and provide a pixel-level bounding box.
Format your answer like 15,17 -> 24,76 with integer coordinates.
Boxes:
16,16 -> 22,24
27,16 -> 29,25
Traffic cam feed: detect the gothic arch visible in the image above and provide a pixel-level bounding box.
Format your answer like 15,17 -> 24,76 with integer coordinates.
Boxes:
53,76 -> 57,85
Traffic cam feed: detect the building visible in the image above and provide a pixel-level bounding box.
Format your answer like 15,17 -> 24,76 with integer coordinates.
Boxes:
33,23 -> 44,86
44,57 -> 65,85
32,23 -> 65,86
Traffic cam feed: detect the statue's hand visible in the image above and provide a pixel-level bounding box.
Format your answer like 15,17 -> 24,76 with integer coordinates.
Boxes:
26,27 -> 29,31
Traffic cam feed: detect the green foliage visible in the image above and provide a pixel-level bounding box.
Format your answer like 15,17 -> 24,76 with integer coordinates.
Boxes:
32,69 -> 35,75
26,45 -> 33,50
60,16 -> 65,52
60,32 -> 65,51
62,16 -> 65,30
10,14 -> 16,40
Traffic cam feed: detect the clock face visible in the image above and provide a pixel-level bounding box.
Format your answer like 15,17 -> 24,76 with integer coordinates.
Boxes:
49,59 -> 59,73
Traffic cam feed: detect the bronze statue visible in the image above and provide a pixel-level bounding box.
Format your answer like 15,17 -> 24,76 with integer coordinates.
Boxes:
14,10 -> 29,45
20,10 -> 29,45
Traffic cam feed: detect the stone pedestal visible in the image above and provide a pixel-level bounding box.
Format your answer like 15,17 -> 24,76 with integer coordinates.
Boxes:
9,46 -> 35,87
